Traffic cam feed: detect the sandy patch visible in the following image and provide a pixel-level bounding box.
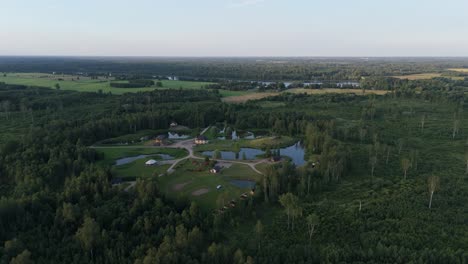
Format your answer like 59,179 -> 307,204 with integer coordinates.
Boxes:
173,181 -> 192,191
192,188 -> 209,196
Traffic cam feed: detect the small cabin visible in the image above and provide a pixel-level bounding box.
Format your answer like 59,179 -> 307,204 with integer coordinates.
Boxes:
145,159 -> 158,166
170,122 -> 178,128
210,166 -> 222,174
195,135 -> 208,145
154,134 -> 167,145
270,156 -> 281,162
111,178 -> 123,185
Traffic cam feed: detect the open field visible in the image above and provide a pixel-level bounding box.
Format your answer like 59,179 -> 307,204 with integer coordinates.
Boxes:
287,88 -> 388,95
447,68 -> 468,73
222,88 -> 389,103
221,92 -> 278,103
392,73 -> 442,80
158,159 -> 258,209
95,147 -> 188,166
112,160 -> 171,180
0,73 -> 212,95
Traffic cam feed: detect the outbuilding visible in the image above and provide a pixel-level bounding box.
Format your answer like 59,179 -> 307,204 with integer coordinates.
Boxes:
145,159 -> 158,166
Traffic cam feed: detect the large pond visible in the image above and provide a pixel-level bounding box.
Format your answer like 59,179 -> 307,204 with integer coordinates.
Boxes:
202,148 -> 264,160
115,153 -> 174,166
277,142 -> 306,166
230,180 -> 256,189
201,142 -> 306,166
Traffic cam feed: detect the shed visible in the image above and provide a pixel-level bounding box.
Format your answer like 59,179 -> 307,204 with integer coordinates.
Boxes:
145,159 -> 158,166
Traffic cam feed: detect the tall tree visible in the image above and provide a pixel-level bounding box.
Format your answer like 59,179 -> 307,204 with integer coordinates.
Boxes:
279,193 -> 301,230
401,158 -> 411,179
428,175 -> 440,209
420,113 -> 427,132
75,216 -> 101,259
306,213 -> 319,245
10,250 -> 33,264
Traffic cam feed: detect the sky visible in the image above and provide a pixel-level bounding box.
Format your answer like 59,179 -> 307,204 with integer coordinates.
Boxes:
1,0 -> 468,57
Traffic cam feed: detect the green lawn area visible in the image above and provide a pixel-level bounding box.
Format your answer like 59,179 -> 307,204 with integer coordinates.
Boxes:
158,159 -> 258,210
112,159 -> 171,180
0,73 -> 212,95
0,72 -> 254,97
95,147 -> 188,166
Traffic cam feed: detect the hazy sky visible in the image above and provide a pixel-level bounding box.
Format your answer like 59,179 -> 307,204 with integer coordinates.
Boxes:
1,0 -> 468,56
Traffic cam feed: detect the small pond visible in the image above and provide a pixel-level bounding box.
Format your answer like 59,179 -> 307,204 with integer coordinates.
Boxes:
276,142 -> 306,166
202,148 -> 265,160
230,180 -> 256,189
115,153 -> 174,166
201,142 -> 306,166
168,132 -> 190,139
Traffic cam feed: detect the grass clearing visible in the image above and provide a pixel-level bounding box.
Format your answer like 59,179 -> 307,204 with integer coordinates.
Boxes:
287,88 -> 388,95
447,68 -> 468,73
0,73 -> 212,95
112,159 -> 171,180
222,88 -> 389,103
95,147 -> 188,166
159,159 -> 257,210
221,92 -> 278,103
392,73 -> 442,80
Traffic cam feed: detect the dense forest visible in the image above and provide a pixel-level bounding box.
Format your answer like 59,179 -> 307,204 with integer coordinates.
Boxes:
2,57 -> 468,81
0,59 -> 468,263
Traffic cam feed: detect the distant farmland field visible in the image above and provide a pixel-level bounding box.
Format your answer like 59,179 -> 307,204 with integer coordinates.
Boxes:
392,73 -> 442,80
0,73 -> 212,95
222,88 -> 388,103
448,68 -> 468,73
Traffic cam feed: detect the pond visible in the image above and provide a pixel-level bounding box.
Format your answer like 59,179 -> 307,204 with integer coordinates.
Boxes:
115,153 -> 175,166
230,180 -> 256,189
276,142 -> 305,166
202,148 -> 265,160
168,132 -> 190,139
201,142 -> 306,166
217,131 -> 255,140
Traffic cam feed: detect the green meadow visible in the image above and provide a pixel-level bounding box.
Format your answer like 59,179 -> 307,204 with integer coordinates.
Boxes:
0,73 -> 213,95
158,159 -> 259,210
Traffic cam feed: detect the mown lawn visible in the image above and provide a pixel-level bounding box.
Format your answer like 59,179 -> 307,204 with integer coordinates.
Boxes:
95,147 -> 188,166
158,159 -> 258,210
112,159 -> 171,180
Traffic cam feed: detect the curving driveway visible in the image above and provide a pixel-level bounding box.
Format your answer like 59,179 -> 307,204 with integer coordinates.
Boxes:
91,126 -> 268,176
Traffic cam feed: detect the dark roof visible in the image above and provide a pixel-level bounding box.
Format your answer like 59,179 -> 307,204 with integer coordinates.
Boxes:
197,135 -> 208,140
111,178 -> 123,184
271,156 -> 281,162
156,134 -> 167,140
212,166 -> 222,171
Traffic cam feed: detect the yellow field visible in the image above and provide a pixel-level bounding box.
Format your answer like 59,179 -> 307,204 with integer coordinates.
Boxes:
222,88 -> 388,103
448,68 -> 468,73
221,92 -> 278,103
288,88 -> 388,95
392,73 -> 442,80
